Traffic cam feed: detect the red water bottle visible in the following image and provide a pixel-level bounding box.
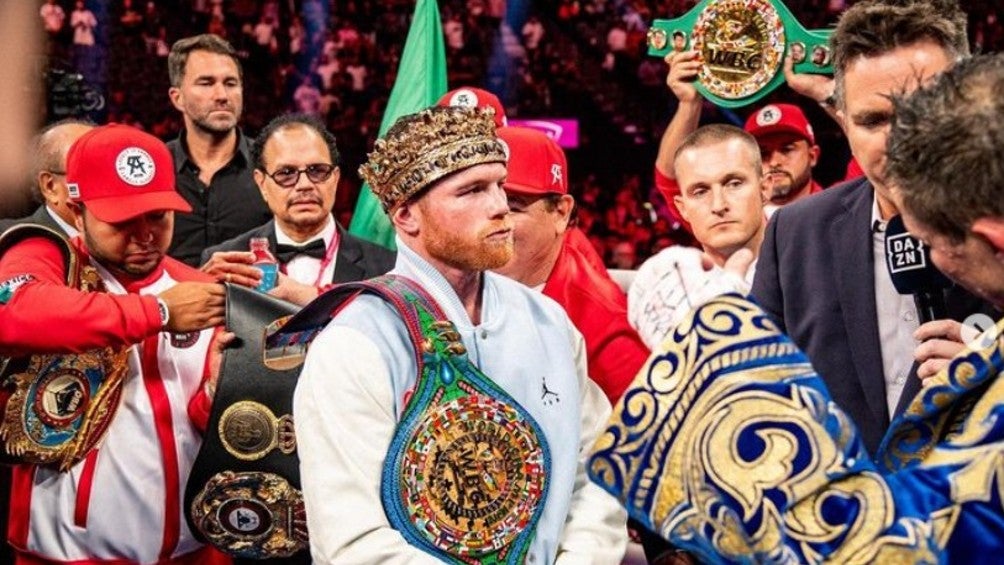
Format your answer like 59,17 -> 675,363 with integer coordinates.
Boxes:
249,237 -> 278,292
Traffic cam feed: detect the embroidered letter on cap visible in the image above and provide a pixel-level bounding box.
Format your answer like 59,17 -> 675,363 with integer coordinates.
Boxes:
448,88 -> 479,108
756,105 -> 781,126
550,164 -> 563,187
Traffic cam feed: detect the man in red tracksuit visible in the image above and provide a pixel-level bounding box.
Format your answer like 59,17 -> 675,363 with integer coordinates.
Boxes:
0,124 -> 229,564
493,126 -> 650,401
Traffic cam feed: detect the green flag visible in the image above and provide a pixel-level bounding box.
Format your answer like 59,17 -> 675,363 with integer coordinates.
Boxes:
348,0 -> 448,249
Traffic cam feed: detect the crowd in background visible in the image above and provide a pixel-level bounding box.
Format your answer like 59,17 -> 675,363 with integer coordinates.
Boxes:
33,0 -> 1004,268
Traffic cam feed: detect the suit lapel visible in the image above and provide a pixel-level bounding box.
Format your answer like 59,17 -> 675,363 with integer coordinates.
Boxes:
330,224 -> 365,284
269,218 -> 365,283
261,220 -> 279,254
32,207 -> 64,234
832,182 -> 890,426
894,361 -> 922,417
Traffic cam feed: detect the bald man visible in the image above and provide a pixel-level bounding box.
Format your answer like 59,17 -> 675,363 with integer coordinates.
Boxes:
0,119 -> 93,235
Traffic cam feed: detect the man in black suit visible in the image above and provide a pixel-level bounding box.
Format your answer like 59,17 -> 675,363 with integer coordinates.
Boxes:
201,113 -> 394,304
0,119 -> 92,235
752,0 -> 991,456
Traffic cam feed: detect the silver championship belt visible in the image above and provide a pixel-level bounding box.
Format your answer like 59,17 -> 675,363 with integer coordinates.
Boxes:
0,225 -> 128,471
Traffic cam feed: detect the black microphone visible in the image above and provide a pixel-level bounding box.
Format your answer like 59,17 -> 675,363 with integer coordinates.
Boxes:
884,214 -> 951,323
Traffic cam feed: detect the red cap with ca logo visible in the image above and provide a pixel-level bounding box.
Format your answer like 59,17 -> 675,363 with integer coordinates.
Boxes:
744,103 -> 815,144
496,126 -> 568,195
66,124 -> 191,223
437,87 -> 507,127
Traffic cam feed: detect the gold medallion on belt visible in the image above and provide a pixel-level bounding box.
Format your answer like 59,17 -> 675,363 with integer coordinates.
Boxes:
692,0 -> 785,99
218,401 -> 296,461
190,470 -> 308,558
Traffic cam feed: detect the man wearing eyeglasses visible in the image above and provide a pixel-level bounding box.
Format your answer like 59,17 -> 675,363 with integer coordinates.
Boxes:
0,119 -> 93,236
200,113 -> 394,305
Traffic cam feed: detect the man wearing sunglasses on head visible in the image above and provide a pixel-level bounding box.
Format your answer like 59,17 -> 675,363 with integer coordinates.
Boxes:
200,113 -> 394,305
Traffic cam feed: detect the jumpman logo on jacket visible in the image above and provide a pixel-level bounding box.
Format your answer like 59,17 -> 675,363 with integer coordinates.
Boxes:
541,376 -> 560,406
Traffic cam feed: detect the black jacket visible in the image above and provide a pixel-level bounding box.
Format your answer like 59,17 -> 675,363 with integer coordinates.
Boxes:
201,218 -> 395,284
0,206 -> 67,235
751,177 -> 997,455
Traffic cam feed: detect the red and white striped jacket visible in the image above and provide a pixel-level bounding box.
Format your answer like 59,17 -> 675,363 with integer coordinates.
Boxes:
0,235 -> 228,565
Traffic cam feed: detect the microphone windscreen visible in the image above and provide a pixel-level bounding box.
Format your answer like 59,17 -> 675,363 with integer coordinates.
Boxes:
884,214 -> 952,295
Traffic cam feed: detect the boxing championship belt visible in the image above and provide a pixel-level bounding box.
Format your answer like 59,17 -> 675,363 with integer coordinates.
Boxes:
264,275 -> 551,564
647,0 -> 834,107
0,224 -> 129,471
184,283 -> 307,561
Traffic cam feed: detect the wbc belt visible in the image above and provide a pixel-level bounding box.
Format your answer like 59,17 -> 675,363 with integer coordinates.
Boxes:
264,275 -> 551,564
646,0 -> 834,108
0,225 -> 128,472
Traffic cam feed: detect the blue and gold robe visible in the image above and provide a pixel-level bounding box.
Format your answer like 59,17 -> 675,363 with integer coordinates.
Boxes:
589,294 -> 1004,563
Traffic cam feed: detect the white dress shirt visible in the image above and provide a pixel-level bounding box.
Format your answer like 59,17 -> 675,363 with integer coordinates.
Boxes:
47,207 -> 79,239
871,197 -> 920,418
275,217 -> 336,286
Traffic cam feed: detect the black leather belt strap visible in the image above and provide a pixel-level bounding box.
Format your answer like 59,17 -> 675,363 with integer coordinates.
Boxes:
186,276 -> 445,563
184,283 -> 307,563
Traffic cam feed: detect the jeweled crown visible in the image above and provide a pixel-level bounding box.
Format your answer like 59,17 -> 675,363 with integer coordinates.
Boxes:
359,106 -> 507,211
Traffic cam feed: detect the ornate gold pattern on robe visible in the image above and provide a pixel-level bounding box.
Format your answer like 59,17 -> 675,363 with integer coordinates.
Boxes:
589,294 -> 1004,563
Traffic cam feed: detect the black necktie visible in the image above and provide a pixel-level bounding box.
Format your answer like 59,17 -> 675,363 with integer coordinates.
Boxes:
274,239 -> 326,263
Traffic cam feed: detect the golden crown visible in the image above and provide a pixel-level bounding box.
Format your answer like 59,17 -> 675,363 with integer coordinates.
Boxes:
359,106 -> 507,211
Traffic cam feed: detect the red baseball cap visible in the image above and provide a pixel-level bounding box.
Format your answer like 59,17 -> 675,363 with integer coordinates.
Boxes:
744,103 -> 815,144
437,87 -> 507,127
497,126 -> 567,195
66,124 -> 191,223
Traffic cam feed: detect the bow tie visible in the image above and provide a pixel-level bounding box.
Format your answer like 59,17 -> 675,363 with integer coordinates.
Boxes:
274,239 -> 327,263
